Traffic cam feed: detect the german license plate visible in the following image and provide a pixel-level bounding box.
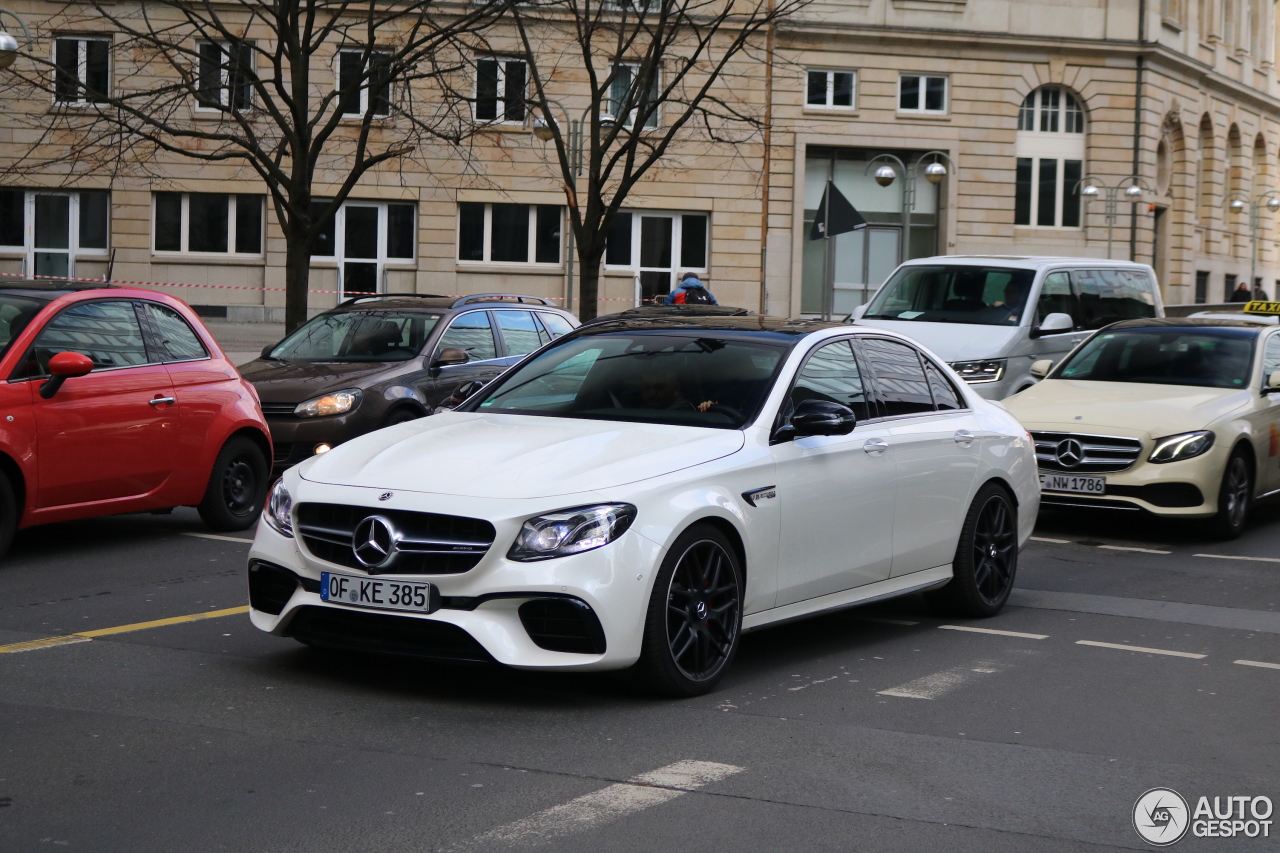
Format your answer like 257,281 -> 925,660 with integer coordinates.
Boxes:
320,571 -> 435,613
1039,472 -> 1106,495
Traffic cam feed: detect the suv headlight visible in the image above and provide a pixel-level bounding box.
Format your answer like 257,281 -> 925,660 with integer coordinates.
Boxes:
265,480 -> 294,537
508,504 -> 637,562
294,388 -> 362,418
949,359 -> 1006,384
1148,431 -> 1215,464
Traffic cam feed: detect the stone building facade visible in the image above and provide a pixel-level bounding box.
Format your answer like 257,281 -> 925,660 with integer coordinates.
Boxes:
1,0 -> 1279,320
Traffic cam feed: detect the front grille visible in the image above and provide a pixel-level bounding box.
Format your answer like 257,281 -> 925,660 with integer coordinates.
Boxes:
284,605 -> 494,662
518,598 -> 607,655
296,502 -> 496,575
1033,431 -> 1144,474
260,402 -> 299,418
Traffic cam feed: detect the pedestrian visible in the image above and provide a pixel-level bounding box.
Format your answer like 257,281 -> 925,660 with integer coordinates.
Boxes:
665,272 -> 718,305
1229,280 -> 1252,302
1253,283 -> 1271,301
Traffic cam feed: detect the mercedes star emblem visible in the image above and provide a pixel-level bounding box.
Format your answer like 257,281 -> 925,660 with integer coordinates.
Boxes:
1055,438 -> 1084,468
352,516 -> 398,568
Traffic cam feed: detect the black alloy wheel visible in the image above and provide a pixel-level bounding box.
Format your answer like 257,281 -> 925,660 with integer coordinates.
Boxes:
198,436 -> 270,531
1210,450 -> 1253,540
926,482 -> 1018,617
638,524 -> 743,696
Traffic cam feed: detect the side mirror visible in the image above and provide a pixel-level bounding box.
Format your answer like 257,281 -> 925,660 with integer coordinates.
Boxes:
435,379 -> 486,413
790,399 -> 857,438
40,351 -> 94,399
1267,370 -> 1280,393
851,304 -> 868,320
1033,313 -> 1074,337
1029,359 -> 1054,379
261,342 -> 279,358
432,347 -> 469,368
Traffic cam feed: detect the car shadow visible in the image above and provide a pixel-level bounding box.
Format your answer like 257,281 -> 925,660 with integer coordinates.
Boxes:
4,507 -> 226,565
1032,498 -> 1280,547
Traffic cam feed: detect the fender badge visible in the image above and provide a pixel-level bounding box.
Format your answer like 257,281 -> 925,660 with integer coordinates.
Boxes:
378,492 -> 393,501
742,486 -> 777,507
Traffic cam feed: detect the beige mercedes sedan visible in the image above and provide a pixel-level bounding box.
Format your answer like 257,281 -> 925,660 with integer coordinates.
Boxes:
1003,317 -> 1280,538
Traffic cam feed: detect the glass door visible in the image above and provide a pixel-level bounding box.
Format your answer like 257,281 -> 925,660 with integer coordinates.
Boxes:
340,205 -> 381,298
31,194 -> 73,279
637,215 -> 674,305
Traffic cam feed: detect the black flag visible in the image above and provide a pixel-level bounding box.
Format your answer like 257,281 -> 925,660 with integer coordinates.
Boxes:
808,180 -> 867,241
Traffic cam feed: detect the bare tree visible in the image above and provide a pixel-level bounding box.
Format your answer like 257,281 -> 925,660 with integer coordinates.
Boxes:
3,0 -> 507,331
513,0 -> 806,320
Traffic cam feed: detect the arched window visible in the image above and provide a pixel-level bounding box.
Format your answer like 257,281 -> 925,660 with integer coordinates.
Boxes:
1014,86 -> 1086,228
1198,115 -> 1214,221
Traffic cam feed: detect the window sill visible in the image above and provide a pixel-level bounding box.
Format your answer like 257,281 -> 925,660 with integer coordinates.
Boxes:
473,122 -> 531,134
896,111 -> 951,121
803,107 -> 859,116
48,102 -> 108,113
456,262 -> 564,273
1013,225 -> 1084,234
150,253 -> 266,265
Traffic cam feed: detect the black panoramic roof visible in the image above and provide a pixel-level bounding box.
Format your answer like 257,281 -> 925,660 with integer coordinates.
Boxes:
1107,317 -> 1267,331
574,314 -> 842,341
585,305 -> 757,325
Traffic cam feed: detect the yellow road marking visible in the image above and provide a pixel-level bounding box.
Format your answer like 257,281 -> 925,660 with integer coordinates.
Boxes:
181,532 -> 254,543
0,606 -> 250,654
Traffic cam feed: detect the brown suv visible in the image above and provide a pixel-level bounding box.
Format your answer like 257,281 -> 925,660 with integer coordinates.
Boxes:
239,293 -> 578,472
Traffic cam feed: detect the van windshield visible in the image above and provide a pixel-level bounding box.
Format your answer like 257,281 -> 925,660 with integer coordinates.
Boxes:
863,265 -> 1036,326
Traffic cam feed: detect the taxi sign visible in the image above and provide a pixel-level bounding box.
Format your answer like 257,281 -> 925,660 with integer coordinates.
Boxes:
1243,300 -> 1280,315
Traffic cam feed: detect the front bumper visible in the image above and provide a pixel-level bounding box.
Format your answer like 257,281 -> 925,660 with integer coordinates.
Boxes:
1037,440 -> 1229,517
246,481 -> 664,671
265,412 -> 375,471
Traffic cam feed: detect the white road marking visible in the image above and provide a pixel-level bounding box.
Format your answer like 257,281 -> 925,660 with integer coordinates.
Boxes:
856,617 -> 920,626
938,625 -> 1049,640
1098,545 -> 1171,554
1030,536 -> 1071,544
1235,659 -> 1280,670
877,661 -> 1005,700
1194,553 -> 1280,564
1076,640 -> 1206,659
181,532 -> 254,543
788,675 -> 840,691
468,760 -> 743,847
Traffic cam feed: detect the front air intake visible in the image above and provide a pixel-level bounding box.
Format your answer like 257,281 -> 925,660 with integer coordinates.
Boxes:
248,561 -> 300,615
518,598 -> 607,655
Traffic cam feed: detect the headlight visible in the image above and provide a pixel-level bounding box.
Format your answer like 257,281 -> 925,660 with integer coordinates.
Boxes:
294,388 -> 362,417
1148,430 -> 1215,464
949,359 -> 1006,384
508,504 -> 637,562
265,480 -> 294,537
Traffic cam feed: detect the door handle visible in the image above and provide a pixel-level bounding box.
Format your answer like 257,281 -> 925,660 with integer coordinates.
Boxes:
149,396 -> 177,406
863,438 -> 888,454
954,429 -> 975,445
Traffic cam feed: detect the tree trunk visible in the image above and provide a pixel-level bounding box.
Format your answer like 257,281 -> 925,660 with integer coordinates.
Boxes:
577,243 -> 605,322
284,229 -> 312,333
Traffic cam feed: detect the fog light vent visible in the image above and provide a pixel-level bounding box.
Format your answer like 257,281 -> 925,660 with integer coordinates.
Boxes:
518,598 -> 606,655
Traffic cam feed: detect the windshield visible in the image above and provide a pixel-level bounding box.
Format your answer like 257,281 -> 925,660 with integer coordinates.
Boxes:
465,332 -> 789,429
1055,327 -> 1256,389
864,265 -> 1036,326
0,295 -> 48,361
269,311 -> 440,362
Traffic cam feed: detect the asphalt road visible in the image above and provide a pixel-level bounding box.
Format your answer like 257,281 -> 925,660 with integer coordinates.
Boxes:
2,501 -> 1279,852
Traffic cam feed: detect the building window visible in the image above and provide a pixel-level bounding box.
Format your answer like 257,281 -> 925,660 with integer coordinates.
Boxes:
898,74 -> 947,113
153,193 -> 263,255
53,37 -> 110,105
338,50 -> 391,117
1224,272 -> 1238,301
1014,86 -> 1086,228
0,189 -> 109,279
1195,270 -> 1209,303
806,70 -> 855,109
457,203 -> 560,264
604,64 -> 659,128
197,41 -> 253,110
475,58 -> 525,123
604,210 -> 708,303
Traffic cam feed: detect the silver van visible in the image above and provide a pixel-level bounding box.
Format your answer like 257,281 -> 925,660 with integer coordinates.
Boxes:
851,255 -> 1165,399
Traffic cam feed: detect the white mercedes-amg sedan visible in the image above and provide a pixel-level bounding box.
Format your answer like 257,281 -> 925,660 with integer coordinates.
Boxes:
247,314 -> 1039,695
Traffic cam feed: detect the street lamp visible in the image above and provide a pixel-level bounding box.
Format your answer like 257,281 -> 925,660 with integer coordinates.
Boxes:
1223,189 -> 1280,297
864,149 -> 955,266
1074,175 -> 1151,260
530,100 -> 599,315
0,9 -> 32,70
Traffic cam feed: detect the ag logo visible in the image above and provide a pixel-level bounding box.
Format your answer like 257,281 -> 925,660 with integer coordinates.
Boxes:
1134,788 -> 1190,846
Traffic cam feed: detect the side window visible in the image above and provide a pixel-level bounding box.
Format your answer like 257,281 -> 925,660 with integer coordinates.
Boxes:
538,312 -> 575,338
1263,334 -> 1280,385
922,359 -> 963,411
494,310 -> 542,358
1037,271 -> 1078,328
137,302 -> 209,362
436,312 -> 497,361
790,340 -> 874,422
859,338 -> 935,417
27,300 -> 150,375
1072,269 -> 1158,330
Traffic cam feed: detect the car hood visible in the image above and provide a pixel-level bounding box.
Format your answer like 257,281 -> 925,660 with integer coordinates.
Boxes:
853,319 -> 1022,362
300,411 -> 747,499
1002,379 -> 1249,437
238,359 -> 402,403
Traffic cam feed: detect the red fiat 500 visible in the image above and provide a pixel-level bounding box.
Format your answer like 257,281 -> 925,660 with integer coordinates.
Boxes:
0,283 -> 272,558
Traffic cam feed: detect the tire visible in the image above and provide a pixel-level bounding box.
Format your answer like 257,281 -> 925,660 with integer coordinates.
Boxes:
383,407 -> 423,428
198,436 -> 269,532
636,524 -> 743,697
1208,448 -> 1253,540
0,473 -> 18,562
925,482 -> 1018,618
